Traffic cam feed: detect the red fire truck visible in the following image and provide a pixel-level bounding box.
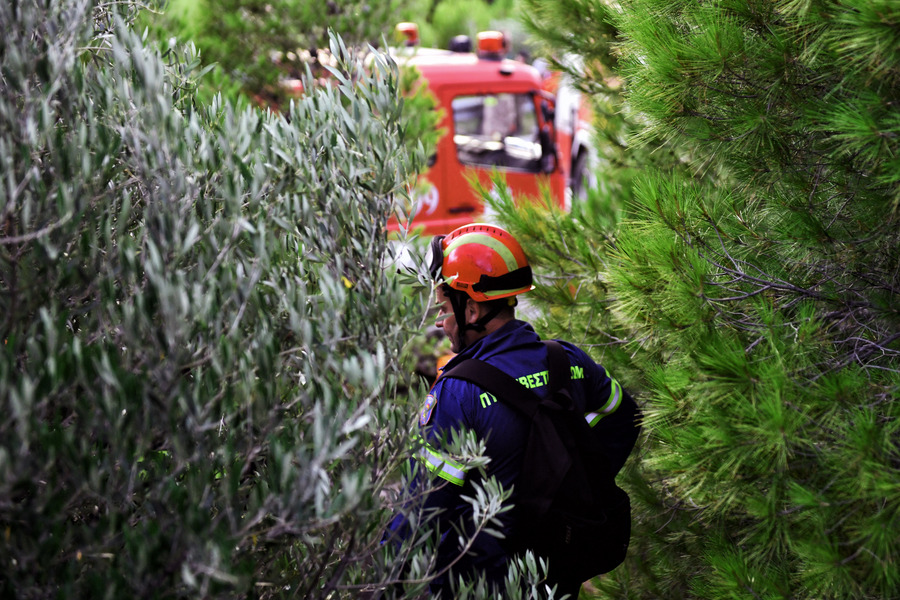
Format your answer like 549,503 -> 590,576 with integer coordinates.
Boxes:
389,25 -> 593,235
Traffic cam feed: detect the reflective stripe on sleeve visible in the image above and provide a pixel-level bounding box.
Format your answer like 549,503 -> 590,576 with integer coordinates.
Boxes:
417,445 -> 467,486
585,377 -> 623,427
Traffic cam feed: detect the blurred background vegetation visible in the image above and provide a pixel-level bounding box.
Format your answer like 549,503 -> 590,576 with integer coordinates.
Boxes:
140,0 -> 529,108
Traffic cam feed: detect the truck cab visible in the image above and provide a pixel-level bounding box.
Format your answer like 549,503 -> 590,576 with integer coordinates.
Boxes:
390,29 -> 567,235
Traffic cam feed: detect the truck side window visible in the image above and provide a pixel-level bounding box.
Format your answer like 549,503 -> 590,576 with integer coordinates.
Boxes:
451,93 -> 542,172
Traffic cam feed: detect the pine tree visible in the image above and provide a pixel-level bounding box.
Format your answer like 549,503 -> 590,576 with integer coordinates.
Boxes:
500,0 -> 900,598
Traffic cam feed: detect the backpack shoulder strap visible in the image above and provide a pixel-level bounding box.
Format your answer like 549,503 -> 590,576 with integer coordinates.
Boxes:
543,340 -> 571,395
440,341 -> 572,416
442,342 -> 579,518
442,357 -> 541,418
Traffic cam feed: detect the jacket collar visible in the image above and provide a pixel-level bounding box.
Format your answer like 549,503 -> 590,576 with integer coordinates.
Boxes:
442,319 -> 539,371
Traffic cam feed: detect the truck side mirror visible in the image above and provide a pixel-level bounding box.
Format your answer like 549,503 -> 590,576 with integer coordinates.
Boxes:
539,126 -> 557,174
542,101 -> 555,123
536,97 -> 558,173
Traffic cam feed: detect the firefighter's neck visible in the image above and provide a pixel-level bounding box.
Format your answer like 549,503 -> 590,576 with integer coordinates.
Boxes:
461,297 -> 513,346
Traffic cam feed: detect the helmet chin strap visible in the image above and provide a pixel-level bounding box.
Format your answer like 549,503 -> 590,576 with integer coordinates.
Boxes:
448,290 -> 471,352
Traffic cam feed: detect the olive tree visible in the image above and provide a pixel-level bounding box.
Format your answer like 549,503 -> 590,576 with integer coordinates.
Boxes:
0,1 -> 455,597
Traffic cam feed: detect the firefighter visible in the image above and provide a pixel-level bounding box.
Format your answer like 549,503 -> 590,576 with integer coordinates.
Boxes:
387,224 -> 640,596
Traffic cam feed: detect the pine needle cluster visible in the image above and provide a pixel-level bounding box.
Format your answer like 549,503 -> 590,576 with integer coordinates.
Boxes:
500,0 -> 899,598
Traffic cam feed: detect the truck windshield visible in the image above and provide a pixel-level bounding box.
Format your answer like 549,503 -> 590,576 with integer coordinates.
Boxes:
452,93 -> 542,172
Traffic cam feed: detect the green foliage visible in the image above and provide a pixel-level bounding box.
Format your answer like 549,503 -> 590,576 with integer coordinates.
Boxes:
396,0 -> 524,53
501,0 -> 900,598
398,64 -> 446,172
430,0 -> 501,49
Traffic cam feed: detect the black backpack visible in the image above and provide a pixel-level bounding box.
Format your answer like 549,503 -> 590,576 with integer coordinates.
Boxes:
442,340 -> 631,583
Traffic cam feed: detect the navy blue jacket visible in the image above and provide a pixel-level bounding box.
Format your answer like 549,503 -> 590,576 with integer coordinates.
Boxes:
389,319 -> 640,588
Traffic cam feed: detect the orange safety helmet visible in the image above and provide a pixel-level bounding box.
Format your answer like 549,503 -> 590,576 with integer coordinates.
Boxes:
429,224 -> 533,302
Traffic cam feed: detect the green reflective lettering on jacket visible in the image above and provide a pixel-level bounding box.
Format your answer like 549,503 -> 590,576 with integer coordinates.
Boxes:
515,369 -> 549,390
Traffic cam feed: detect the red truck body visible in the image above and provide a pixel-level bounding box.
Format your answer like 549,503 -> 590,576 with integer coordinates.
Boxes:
389,38 -> 572,235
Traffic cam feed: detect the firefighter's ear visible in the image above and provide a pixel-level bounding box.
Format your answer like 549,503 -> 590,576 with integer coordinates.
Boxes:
465,297 -> 483,325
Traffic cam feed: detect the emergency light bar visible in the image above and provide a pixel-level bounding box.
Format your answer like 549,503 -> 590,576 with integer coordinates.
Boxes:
477,31 -> 506,57
395,22 -> 419,47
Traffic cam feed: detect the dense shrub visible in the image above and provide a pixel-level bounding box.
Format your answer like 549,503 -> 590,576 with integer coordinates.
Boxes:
0,1 -> 445,597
